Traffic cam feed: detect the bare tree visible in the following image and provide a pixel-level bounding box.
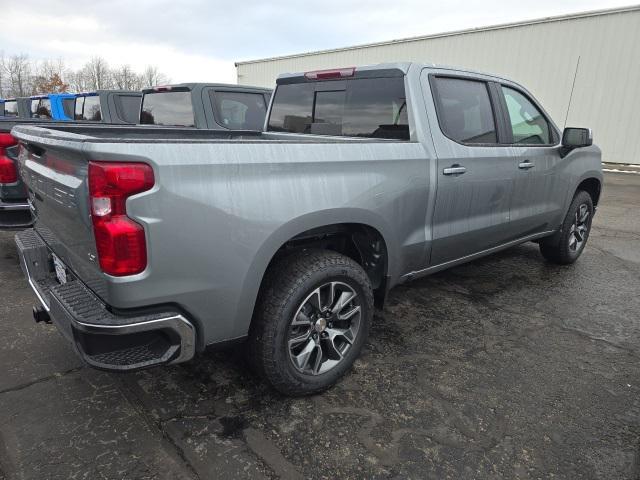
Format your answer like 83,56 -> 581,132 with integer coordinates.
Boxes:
113,64 -> 143,90
67,69 -> 90,93
36,58 -> 69,83
140,65 -> 170,88
83,56 -> 112,90
31,58 -> 70,94
0,52 -> 171,95
2,54 -> 32,97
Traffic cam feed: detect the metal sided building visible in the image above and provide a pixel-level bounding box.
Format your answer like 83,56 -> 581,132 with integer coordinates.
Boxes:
236,5 -> 640,164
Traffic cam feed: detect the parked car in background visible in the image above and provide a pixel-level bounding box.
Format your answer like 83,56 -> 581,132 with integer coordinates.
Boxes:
140,83 -> 271,129
0,90 -> 142,228
0,98 -> 32,119
11,62 -> 602,396
74,90 -> 142,124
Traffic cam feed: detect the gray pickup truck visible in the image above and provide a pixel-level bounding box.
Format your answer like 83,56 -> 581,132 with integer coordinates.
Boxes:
139,83 -> 272,129
0,90 -> 142,228
12,63 -> 602,395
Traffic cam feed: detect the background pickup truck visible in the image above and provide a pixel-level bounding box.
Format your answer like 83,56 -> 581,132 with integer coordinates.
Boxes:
139,83 -> 272,129
0,90 -> 142,228
12,62 -> 602,395
0,97 -> 32,119
30,93 -> 77,120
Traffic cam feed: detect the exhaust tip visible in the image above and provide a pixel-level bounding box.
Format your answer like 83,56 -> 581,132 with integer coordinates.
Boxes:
33,306 -> 51,324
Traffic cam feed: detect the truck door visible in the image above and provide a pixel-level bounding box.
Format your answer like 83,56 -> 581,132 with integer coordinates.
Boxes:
424,73 -> 516,266
496,84 -> 568,237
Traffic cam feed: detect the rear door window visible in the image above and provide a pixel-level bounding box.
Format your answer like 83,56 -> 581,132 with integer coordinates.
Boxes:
140,91 -> 194,127
210,91 -> 267,130
431,77 -> 497,144
268,77 -> 409,140
501,86 -> 551,144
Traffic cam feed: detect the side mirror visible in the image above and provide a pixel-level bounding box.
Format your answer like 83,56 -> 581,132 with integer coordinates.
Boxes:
562,127 -> 593,149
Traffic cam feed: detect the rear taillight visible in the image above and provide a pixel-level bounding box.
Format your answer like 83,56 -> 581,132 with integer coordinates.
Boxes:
0,133 -> 18,184
88,161 -> 154,276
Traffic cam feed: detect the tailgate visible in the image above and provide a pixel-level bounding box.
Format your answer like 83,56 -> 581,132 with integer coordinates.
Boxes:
13,126 -> 105,294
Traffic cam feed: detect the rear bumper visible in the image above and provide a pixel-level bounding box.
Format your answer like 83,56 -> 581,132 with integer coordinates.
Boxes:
0,198 -> 32,229
15,229 -> 196,371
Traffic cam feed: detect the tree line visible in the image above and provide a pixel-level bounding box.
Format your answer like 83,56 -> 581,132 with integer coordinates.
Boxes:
0,53 -> 170,98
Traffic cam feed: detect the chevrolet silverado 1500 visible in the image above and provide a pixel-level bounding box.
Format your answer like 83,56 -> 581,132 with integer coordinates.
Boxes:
12,63 -> 602,395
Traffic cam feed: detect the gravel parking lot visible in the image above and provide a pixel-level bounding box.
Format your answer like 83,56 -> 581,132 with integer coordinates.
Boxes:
0,172 -> 638,480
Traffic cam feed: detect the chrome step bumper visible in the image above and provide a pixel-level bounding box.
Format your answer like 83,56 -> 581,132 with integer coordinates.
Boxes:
15,229 -> 196,371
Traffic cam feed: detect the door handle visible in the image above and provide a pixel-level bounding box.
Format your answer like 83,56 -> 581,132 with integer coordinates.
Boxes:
518,160 -> 534,169
443,165 -> 466,175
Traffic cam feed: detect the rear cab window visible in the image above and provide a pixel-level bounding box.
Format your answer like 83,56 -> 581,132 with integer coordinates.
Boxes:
210,91 -> 267,130
140,90 -> 195,127
33,98 -> 52,119
83,96 -> 102,121
62,97 -> 75,119
75,95 -> 102,121
267,76 -> 409,140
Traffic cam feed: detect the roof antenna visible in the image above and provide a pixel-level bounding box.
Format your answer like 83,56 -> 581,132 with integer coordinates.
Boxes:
563,55 -> 581,129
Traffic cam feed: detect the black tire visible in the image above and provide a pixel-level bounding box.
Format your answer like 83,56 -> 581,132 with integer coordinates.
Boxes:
539,190 -> 594,264
248,249 -> 374,396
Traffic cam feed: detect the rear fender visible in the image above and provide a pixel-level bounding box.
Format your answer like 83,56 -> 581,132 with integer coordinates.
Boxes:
231,208 -> 399,338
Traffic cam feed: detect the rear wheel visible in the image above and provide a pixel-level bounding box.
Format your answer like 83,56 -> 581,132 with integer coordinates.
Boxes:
249,249 -> 373,396
539,190 -> 594,264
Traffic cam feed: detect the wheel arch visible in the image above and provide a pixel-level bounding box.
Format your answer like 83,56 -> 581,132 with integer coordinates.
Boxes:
232,208 -> 399,338
576,176 -> 602,207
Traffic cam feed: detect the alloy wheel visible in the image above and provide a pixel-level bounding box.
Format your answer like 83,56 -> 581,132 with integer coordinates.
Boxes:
569,203 -> 590,251
287,281 -> 362,376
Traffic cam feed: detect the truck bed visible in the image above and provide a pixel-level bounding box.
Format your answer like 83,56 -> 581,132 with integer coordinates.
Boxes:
12,124 -> 393,144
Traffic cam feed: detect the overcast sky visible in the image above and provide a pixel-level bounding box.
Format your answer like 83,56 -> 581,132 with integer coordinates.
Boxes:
1,0 -> 633,83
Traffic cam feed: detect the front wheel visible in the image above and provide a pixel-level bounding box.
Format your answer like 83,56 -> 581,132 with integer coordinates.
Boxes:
249,249 -> 373,396
539,190 -> 594,264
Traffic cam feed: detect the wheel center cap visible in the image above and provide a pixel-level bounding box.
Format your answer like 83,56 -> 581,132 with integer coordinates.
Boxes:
315,318 -> 327,333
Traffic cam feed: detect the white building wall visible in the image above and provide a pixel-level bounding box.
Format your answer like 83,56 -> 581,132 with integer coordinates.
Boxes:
236,6 -> 640,164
